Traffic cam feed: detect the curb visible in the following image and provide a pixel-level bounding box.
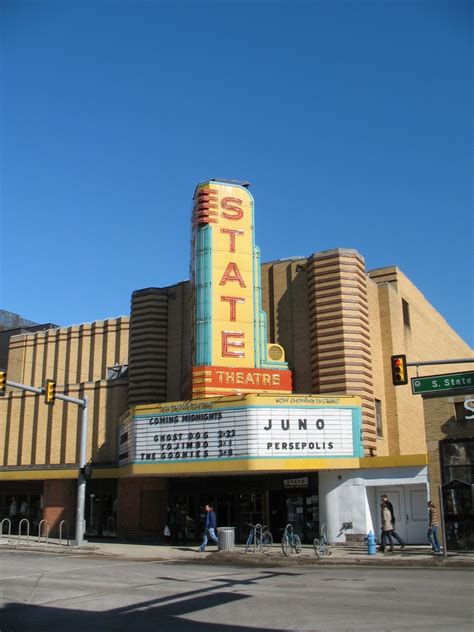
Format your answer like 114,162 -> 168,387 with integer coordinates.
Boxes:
1,543 -> 473,568
197,551 -> 473,569
0,543 -> 114,556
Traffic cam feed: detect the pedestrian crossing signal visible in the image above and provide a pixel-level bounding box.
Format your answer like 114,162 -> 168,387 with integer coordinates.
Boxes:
391,355 -> 408,386
44,379 -> 56,405
81,464 -> 92,479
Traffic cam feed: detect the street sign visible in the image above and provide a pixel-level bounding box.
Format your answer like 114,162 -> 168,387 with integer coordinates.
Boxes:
411,371 -> 474,395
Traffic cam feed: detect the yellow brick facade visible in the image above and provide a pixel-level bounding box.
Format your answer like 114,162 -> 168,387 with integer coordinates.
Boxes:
7,317 -> 129,388
0,261 -> 472,475
0,381 -> 128,472
1,317 -> 129,474
369,267 -> 473,457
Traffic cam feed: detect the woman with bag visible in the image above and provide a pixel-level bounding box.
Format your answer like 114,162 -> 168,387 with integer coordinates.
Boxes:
381,501 -> 395,553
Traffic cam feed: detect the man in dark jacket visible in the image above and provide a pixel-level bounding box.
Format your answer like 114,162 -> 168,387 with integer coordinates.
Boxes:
199,504 -> 219,552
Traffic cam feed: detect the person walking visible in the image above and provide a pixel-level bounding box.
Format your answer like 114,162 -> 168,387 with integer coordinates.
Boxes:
380,501 -> 395,552
176,504 -> 188,543
381,494 -> 405,549
9,497 -> 17,519
169,505 -> 178,545
427,501 -> 442,554
164,506 -> 172,545
9,497 -> 18,530
199,504 -> 219,552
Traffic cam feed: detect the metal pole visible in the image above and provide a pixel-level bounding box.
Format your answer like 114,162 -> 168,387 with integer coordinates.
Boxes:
56,393 -> 86,406
6,379 -> 85,406
438,485 -> 448,559
407,358 -> 473,367
6,380 -> 43,395
74,397 -> 88,547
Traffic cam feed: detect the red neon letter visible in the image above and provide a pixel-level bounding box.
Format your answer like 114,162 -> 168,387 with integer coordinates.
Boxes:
220,228 -> 244,253
221,296 -> 245,321
221,197 -> 243,220
221,331 -> 245,358
219,262 -> 246,287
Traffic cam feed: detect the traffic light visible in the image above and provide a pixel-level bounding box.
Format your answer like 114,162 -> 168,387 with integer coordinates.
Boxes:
0,371 -> 6,396
391,354 -> 408,386
44,379 -> 56,405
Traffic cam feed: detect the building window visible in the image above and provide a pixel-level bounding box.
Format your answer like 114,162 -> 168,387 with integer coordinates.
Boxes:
107,364 -> 129,380
402,299 -> 410,328
375,399 -> 383,437
454,401 -> 469,421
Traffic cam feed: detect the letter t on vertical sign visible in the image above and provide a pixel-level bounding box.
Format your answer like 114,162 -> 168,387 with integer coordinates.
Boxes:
221,296 -> 245,321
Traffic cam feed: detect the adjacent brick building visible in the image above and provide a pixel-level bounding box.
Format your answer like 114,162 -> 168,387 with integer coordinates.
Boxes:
424,393 -> 474,550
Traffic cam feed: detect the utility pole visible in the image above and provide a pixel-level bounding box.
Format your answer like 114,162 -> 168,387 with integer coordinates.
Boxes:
3,377 -> 88,547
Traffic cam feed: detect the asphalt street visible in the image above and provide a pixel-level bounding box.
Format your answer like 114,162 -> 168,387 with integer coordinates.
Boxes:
0,551 -> 472,631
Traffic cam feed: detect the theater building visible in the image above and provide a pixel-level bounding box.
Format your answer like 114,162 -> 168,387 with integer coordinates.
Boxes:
0,179 -> 472,545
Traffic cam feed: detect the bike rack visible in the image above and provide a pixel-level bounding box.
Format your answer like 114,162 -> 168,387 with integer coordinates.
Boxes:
18,518 -> 30,542
246,524 -> 270,554
59,520 -> 70,546
38,519 -> 49,544
1,518 -> 11,542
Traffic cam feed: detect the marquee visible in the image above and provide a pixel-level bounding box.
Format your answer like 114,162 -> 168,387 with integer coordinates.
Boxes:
119,394 -> 363,473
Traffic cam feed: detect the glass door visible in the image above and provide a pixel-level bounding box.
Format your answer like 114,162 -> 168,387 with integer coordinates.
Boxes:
237,493 -> 264,541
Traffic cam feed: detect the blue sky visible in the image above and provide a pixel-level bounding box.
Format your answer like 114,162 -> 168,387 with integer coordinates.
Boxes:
1,0 -> 473,346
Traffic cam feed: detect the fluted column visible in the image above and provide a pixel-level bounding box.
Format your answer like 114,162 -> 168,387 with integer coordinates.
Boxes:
307,249 -> 376,454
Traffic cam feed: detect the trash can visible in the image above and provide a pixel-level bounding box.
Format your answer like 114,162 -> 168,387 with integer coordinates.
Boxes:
218,527 -> 235,551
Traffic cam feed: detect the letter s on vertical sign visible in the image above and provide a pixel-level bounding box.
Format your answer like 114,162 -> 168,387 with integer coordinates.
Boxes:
464,399 -> 474,420
221,197 -> 243,220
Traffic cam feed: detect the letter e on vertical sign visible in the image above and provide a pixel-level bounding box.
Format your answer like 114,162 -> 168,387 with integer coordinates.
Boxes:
222,331 -> 245,358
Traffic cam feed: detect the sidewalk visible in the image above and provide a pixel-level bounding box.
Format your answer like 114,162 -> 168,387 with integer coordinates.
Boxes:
1,537 -> 473,568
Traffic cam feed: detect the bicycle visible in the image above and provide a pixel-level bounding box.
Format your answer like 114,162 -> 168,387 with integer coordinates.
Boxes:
281,523 -> 302,556
245,523 -> 273,553
313,523 -> 331,558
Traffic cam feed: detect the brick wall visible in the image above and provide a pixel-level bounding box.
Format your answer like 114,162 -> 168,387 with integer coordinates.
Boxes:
260,258 -> 313,393
307,249 -> 376,454
42,479 -> 76,537
8,317 -> 129,388
369,266 -> 473,457
0,380 -> 128,467
117,477 -> 168,539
